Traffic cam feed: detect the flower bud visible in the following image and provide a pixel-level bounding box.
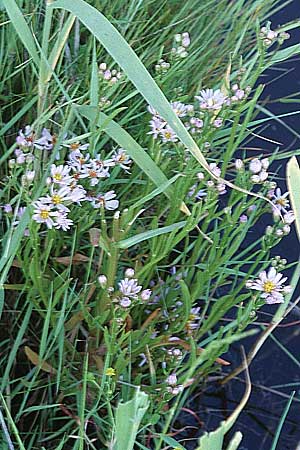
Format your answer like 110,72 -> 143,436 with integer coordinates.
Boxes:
119,297 -> 131,308
141,289 -> 152,301
125,268 -> 135,278
98,275 -> 107,287
235,159 -> 244,170
166,374 -> 177,386
25,170 -> 35,182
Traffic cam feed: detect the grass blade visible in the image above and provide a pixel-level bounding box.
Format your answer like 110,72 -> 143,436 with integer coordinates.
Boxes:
287,156 -> 300,242
2,0 -> 39,66
113,388 -> 149,450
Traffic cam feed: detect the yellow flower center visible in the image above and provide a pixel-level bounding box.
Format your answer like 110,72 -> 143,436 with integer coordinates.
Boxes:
70,142 -> 80,150
164,131 -> 172,139
89,170 -> 97,178
263,280 -> 276,293
276,198 -> 287,206
53,173 -> 62,181
52,194 -> 61,205
40,210 -> 50,220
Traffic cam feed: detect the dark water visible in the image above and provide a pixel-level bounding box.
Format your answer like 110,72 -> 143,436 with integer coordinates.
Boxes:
181,2 -> 300,449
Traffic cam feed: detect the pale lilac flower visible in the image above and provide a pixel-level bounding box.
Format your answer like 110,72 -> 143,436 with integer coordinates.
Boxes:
209,163 -> 221,177
160,126 -> 178,143
112,149 -> 132,171
125,268 -> 135,278
239,214 -> 248,223
272,188 -> 290,213
181,32 -> 190,48
15,150 -> 26,165
32,201 -> 58,229
166,374 -> 177,386
64,141 -> 89,152
119,278 -> 142,298
171,101 -> 189,117
34,128 -> 56,150
98,275 -> 107,287
167,385 -> 184,395
3,204 -> 13,214
195,89 -> 227,111
79,161 -> 109,186
235,159 -> 244,170
119,297 -> 132,308
249,158 -> 262,174
217,182 -> 226,195
50,164 -> 72,185
186,307 -> 201,331
141,289 -> 152,301
246,267 -> 290,304
251,171 -> 268,183
90,190 -> 119,210
16,125 -> 35,148
213,118 -> 223,128
54,213 -> 73,231
68,150 -> 90,169
283,211 -> 295,224
25,170 -> 35,182
148,117 -> 166,139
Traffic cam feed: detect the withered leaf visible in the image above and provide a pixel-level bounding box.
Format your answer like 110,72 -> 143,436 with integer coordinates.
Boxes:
55,253 -> 89,265
24,346 -> 56,374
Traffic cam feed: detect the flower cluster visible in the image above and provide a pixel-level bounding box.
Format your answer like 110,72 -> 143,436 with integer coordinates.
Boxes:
249,157 -> 269,183
260,23 -> 290,47
9,126 -> 58,170
99,62 -> 123,84
147,102 -> 194,143
246,267 -> 291,304
155,59 -> 170,74
188,163 -> 226,201
166,373 -> 184,395
171,32 -> 191,58
98,268 -> 152,309
31,139 -> 131,229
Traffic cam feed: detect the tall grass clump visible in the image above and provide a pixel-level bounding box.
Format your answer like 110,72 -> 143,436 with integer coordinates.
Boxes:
0,0 -> 299,449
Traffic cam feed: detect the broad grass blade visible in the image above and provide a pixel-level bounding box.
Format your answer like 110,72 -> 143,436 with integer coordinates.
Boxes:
2,0 -> 40,66
113,388 -> 149,450
287,156 -> 300,242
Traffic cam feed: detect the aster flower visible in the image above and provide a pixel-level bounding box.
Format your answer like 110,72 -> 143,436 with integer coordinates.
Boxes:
54,212 -> 73,231
148,117 -> 166,139
195,89 -> 227,111
64,141 -> 89,152
171,101 -> 190,117
166,374 -> 177,386
119,297 -> 132,308
34,128 -> 57,150
119,278 -> 142,298
112,148 -> 132,171
283,211 -> 295,224
209,162 -> 221,177
16,125 -> 35,148
79,161 -> 110,186
246,267 -> 292,304
160,126 -> 178,143
32,201 -> 58,229
50,164 -> 73,185
186,307 -> 201,331
272,188 -> 290,213
90,190 -> 119,210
